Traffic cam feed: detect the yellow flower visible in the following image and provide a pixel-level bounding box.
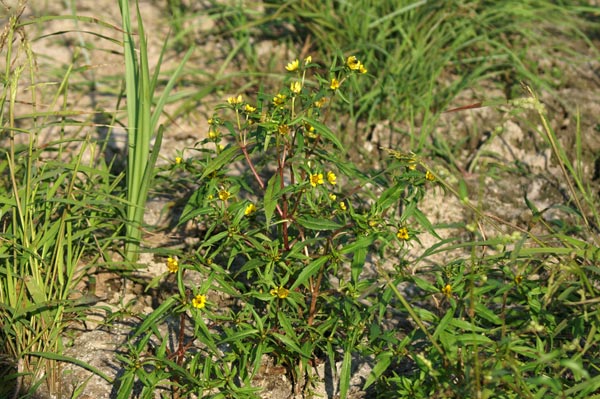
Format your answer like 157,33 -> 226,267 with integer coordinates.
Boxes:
278,124 -> 290,135
273,93 -> 287,107
408,161 -> 417,171
244,104 -> 256,113
227,94 -> 243,105
166,257 -> 179,273
339,201 -> 347,211
208,118 -> 214,125
304,55 -> 312,65
244,203 -> 257,216
514,275 -> 523,285
346,55 -> 367,73
425,170 -> 435,181
330,78 -> 340,90
327,171 -> 337,185
347,55 -> 360,70
305,123 -> 317,138
314,97 -> 328,108
218,189 -> 231,201
290,81 -> 302,94
396,227 -> 409,240
285,59 -> 299,72
441,284 -> 452,298
329,193 -> 337,201
208,129 -> 218,140
175,156 -> 183,164
309,173 -> 324,187
270,286 -> 289,299
192,294 -> 207,309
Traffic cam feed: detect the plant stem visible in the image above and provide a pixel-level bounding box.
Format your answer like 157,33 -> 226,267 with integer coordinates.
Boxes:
240,144 -> 284,217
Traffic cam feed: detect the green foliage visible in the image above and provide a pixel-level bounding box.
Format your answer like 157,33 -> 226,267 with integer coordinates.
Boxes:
0,4 -> 119,396
116,55 -> 437,398
2,1 -> 600,398
119,0 -> 193,263
206,0 -> 596,153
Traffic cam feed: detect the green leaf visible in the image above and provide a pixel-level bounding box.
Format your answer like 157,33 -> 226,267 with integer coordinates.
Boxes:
219,328 -> 260,344
296,216 -> 343,231
277,312 -> 297,339
271,332 -> 310,358
439,329 -> 457,350
474,303 -> 503,325
200,145 -> 241,180
132,296 -> 177,339
449,318 -> 488,333
412,276 -> 438,294
364,350 -> 392,389
339,234 -> 375,255
264,174 -> 280,226
412,207 -> 441,239
376,184 -> 405,210
351,245 -> 367,284
202,230 -> 229,247
560,359 -> 589,381
27,351 -> 113,383
458,178 -> 469,203
455,333 -> 493,346
433,308 -> 455,341
296,116 -> 343,150
339,347 -> 352,399
291,256 -> 328,290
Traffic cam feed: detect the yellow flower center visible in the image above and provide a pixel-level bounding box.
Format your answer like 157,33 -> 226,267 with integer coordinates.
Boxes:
327,171 -> 337,185
309,173 -> 324,187
273,93 -> 287,106
330,78 -> 340,90
270,287 -> 289,299
244,203 -> 257,215
166,257 -> 179,273
278,124 -> 290,135
227,94 -> 243,105
290,81 -> 302,94
285,59 -> 299,72
192,294 -> 207,309
442,284 -> 452,298
396,227 -> 409,240
218,189 -> 231,201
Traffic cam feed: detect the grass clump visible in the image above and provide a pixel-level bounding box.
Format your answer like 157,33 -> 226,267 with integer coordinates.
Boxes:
206,0 -> 597,154
0,3 -> 117,396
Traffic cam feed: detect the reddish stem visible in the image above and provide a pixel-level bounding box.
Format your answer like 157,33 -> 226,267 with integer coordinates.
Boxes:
240,144 -> 284,217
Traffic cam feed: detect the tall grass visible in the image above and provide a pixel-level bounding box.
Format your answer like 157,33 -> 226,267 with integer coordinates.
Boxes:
0,3 -> 117,396
119,0 -> 193,264
205,0 -> 597,155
